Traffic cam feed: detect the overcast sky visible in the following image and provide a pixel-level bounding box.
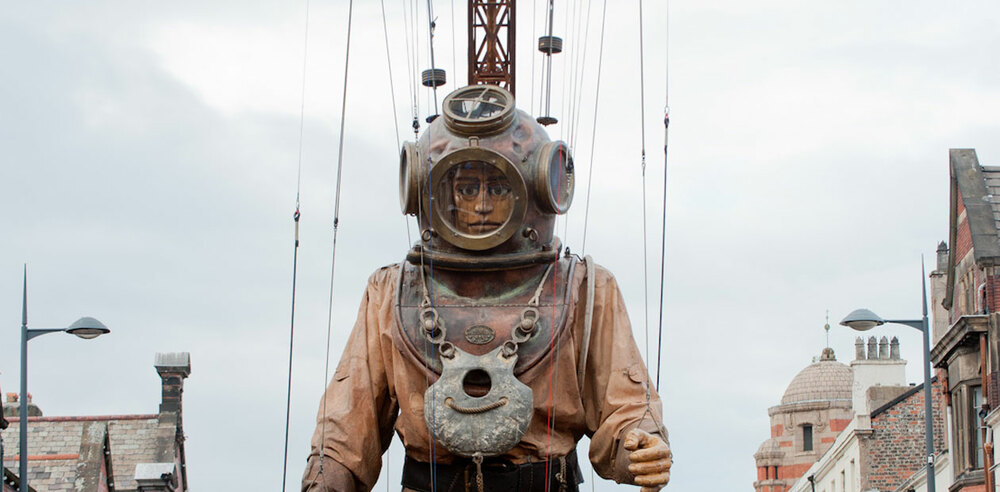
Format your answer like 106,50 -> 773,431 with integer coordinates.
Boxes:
3,1 -> 1000,491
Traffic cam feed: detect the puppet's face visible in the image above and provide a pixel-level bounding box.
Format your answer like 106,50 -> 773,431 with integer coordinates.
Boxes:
449,162 -> 514,235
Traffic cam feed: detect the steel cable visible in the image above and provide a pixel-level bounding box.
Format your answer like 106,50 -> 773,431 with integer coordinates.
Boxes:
281,0 -> 312,489
578,0 -> 608,255
318,1 -> 355,488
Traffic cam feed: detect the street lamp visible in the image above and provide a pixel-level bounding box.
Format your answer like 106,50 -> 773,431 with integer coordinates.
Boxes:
18,268 -> 109,491
840,262 -> 935,492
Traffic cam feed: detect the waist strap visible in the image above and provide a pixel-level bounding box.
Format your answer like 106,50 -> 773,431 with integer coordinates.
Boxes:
401,450 -> 582,492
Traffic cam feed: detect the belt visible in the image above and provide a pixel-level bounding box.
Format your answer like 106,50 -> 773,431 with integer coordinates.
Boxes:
401,450 -> 582,492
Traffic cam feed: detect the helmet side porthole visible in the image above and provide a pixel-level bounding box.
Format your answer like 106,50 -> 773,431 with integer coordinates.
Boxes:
400,141 -> 422,215
534,141 -> 575,215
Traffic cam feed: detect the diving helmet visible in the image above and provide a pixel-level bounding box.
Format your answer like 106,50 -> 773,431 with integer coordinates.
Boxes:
400,85 -> 575,269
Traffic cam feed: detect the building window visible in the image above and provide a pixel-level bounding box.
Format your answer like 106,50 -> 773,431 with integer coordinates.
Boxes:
803,424 -> 813,451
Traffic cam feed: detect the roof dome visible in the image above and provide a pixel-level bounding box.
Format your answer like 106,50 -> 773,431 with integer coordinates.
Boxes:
756,438 -> 779,455
780,353 -> 852,405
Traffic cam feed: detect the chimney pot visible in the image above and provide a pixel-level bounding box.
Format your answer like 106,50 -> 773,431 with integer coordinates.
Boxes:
936,241 -> 949,272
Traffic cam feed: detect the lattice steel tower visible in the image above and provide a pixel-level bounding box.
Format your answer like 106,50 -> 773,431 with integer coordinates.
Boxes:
468,0 -> 516,95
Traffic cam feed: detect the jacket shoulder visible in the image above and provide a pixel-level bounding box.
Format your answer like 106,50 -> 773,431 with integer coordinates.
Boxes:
366,263 -> 402,288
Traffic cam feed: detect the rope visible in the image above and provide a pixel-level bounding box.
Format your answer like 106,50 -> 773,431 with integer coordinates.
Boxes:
570,0 -> 594,150
378,2 -> 404,486
543,125 -> 570,492
417,127 -> 438,491
380,0 -> 412,251
655,0 -> 670,391
579,0 -> 608,255
445,396 -> 509,414
638,0 -> 652,409
318,1 -> 355,487
281,1 -> 311,489
402,0 -> 420,136
564,0 -> 584,147
282,210 -> 301,492
638,0 -> 649,366
558,0 -> 573,139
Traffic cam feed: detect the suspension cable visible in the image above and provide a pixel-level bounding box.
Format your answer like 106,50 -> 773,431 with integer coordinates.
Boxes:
541,0 -> 556,118
381,0 -> 412,247
280,0 -> 311,489
564,0 -> 583,147
638,0 -> 652,408
403,0 -> 421,135
558,0 -> 574,141
655,0 -> 670,392
531,0 -> 539,114
318,1 -> 355,486
425,0 -> 441,117
579,0 -> 608,255
450,0 -> 457,89
570,0 -> 594,150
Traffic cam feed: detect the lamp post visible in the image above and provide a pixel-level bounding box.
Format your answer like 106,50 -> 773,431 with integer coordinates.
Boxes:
18,267 -> 109,491
840,263 -> 935,492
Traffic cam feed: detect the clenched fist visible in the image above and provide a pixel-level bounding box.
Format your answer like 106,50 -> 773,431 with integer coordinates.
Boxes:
623,428 -> 672,491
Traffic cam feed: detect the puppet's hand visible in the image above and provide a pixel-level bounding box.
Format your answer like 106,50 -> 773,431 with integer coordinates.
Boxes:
623,428 -> 672,491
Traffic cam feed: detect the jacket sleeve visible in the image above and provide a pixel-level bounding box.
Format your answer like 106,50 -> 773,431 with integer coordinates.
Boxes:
580,266 -> 668,483
302,268 -> 400,492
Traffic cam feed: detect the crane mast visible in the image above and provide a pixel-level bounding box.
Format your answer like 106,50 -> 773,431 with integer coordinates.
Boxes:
468,0 -> 516,95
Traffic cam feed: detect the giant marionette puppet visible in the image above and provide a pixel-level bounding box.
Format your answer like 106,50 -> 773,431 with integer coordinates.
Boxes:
302,85 -> 671,492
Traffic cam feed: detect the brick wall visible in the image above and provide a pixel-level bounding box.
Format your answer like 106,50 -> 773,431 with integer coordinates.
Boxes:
829,419 -> 851,432
866,378 -> 947,491
986,273 -> 1000,313
956,214 -> 972,270
777,463 -> 812,480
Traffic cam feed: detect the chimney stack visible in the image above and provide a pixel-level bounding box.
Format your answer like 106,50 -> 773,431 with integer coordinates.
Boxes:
930,240 -> 950,343
851,336 -> 907,416
154,353 -> 191,414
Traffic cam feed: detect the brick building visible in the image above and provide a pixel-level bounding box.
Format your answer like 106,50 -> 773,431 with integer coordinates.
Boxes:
756,335 -> 949,492
783,364 -> 948,492
0,352 -> 191,492
763,148 -> 1000,492
930,148 -> 1000,492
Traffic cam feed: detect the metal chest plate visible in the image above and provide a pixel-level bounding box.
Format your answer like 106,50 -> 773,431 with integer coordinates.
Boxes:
394,257 -> 577,376
424,346 -> 533,457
